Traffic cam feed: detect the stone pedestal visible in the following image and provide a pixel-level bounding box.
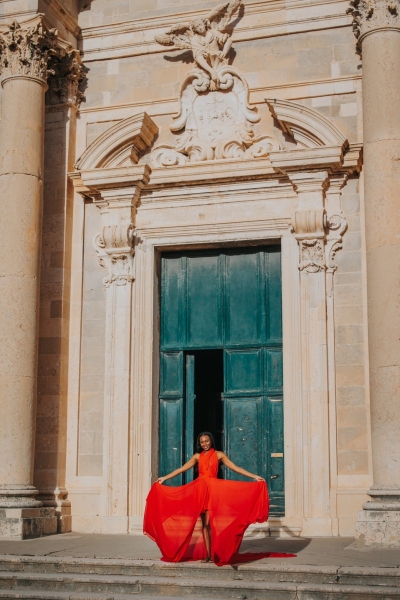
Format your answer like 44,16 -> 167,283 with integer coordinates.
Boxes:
348,0 -> 400,546
356,488 -> 400,548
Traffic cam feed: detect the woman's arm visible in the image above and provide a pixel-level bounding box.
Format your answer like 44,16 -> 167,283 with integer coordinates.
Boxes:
157,454 -> 199,484
218,452 -> 265,481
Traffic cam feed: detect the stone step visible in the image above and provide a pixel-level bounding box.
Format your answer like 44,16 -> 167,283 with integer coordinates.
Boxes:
0,593 -> 214,600
0,556 -> 399,588
0,572 -> 400,599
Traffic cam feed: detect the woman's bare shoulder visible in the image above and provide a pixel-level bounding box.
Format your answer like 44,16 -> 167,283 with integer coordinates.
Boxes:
216,451 -> 226,460
193,453 -> 201,461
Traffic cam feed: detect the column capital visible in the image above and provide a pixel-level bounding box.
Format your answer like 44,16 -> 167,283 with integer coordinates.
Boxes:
47,49 -> 86,108
348,0 -> 400,44
0,19 -> 61,84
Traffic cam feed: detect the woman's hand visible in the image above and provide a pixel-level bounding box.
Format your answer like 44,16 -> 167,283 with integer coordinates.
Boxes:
157,477 -> 166,484
253,475 -> 265,482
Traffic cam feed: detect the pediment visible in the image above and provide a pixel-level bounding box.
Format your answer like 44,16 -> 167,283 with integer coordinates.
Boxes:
266,99 -> 348,150
75,112 -> 158,170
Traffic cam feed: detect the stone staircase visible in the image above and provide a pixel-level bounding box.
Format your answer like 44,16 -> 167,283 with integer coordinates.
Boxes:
0,555 -> 399,599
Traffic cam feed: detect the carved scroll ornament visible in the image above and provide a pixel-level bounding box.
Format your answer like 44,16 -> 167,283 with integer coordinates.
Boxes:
150,67 -> 281,166
325,212 -> 348,271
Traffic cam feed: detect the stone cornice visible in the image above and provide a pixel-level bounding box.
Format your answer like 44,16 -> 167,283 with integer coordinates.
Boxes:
75,113 -> 159,170
79,0 -> 351,62
348,0 -> 400,43
39,0 -> 80,39
76,73 -> 360,117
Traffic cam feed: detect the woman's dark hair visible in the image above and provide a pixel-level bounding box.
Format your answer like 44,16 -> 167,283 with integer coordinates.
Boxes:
196,431 -> 216,453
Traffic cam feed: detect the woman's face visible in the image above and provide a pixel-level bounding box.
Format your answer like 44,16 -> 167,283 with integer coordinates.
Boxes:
199,435 -> 211,451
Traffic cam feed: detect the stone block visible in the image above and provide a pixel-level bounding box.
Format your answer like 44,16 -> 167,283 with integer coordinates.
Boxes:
334,304 -> 364,325
336,343 -> 365,365
336,386 -> 366,407
78,454 -> 103,476
342,192 -> 360,214
342,231 -> 362,252
337,405 -> 367,428
337,426 -> 368,451
336,324 -> 364,345
336,364 -> 366,387
334,282 -> 363,306
356,510 -> 400,548
338,450 -> 369,474
335,271 -> 362,285
335,250 -> 362,273
0,507 -> 57,540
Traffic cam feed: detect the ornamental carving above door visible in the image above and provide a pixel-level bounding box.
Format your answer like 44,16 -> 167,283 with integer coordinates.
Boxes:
151,0 -> 282,166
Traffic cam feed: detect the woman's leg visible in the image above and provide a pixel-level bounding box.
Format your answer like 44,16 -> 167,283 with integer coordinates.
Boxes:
201,511 -> 211,560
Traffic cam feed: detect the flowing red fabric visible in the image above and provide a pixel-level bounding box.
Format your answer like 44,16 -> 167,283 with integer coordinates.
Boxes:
143,449 -> 295,566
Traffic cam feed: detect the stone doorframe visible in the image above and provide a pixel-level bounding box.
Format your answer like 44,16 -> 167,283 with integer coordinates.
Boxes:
67,106 -> 362,536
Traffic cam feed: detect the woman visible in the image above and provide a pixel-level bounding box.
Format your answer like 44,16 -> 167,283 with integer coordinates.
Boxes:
144,432 -> 270,566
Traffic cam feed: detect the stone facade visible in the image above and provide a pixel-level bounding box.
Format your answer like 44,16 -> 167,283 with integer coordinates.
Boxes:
0,0 -> 398,544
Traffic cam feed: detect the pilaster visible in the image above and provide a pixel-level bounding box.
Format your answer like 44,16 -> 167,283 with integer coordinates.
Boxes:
268,158 -> 349,536
34,50 -> 86,535
74,166 -> 151,533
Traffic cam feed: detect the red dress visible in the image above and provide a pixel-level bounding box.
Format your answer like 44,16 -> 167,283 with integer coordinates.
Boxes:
143,449 -> 273,566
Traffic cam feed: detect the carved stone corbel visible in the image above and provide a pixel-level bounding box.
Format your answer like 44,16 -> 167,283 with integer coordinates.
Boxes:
292,209 -> 327,273
94,224 -> 135,288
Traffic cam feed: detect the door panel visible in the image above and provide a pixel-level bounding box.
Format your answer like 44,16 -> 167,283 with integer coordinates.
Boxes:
224,396 -> 264,482
160,352 -> 184,397
187,254 -> 222,348
225,251 -> 264,346
268,397 -> 285,514
159,351 -> 184,486
161,256 -> 186,349
225,349 -> 263,395
185,354 -> 195,483
266,349 -> 283,392
159,399 -> 184,486
266,249 -> 282,343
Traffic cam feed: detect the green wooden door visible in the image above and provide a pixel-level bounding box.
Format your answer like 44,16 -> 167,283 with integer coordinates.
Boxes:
159,247 -> 284,514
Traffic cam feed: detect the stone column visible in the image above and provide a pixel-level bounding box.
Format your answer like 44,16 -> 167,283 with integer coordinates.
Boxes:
348,0 -> 400,546
0,19 -> 63,538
